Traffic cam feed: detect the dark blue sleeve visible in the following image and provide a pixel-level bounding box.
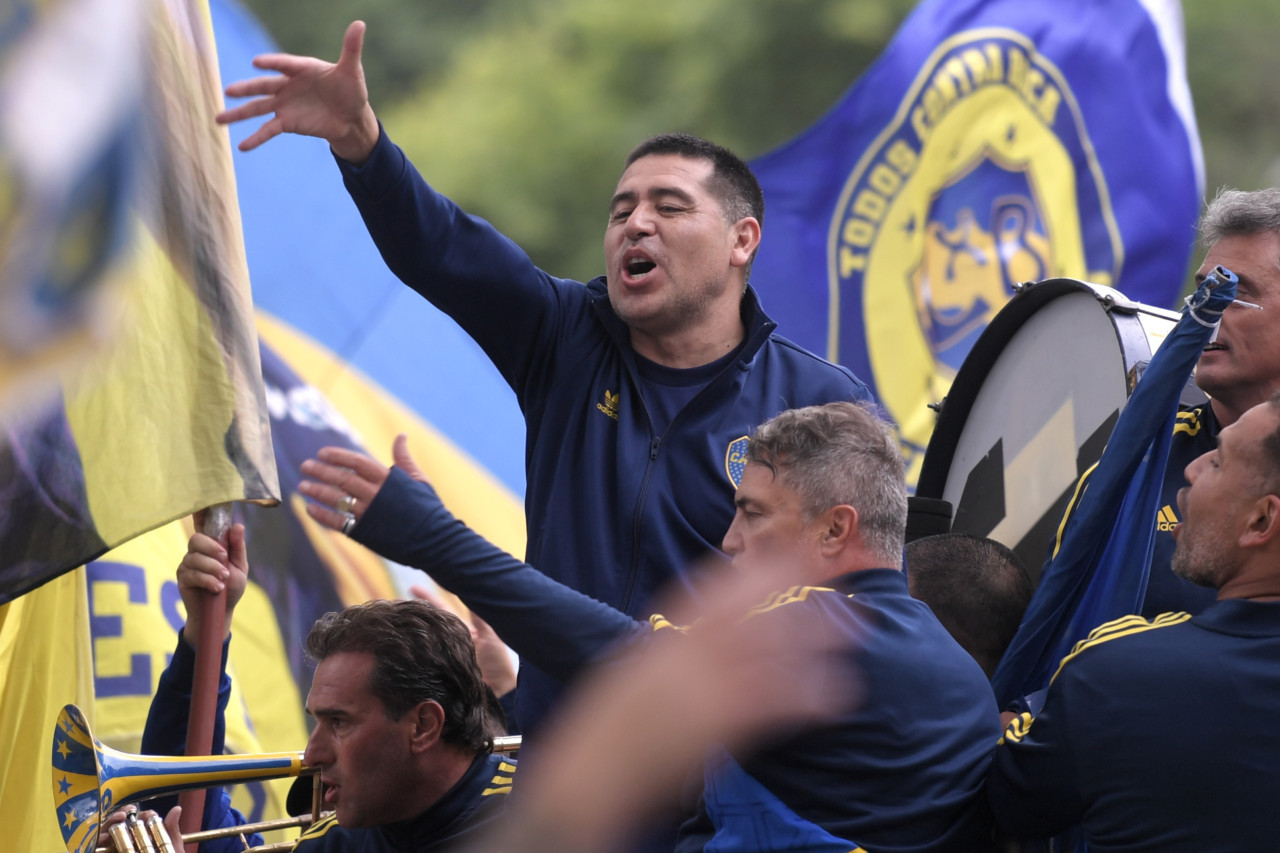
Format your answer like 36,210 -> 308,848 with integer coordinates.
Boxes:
987,673 -> 1087,839
498,689 -> 520,736
139,632 -> 262,851
353,467 -> 644,681
334,128 -> 585,400
140,630 -> 230,758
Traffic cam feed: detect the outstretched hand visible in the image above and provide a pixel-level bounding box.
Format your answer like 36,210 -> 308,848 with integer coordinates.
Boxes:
216,20 -> 380,163
299,434 -> 427,533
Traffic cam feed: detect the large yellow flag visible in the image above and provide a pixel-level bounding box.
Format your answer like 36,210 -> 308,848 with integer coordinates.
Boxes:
0,571 -> 94,852
0,0 -> 280,849
0,0 -> 278,602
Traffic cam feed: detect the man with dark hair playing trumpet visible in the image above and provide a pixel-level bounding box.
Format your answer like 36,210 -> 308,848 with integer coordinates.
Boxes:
112,516 -> 514,852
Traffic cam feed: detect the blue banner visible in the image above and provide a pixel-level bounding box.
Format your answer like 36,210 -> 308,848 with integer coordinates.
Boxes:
749,0 -> 1202,482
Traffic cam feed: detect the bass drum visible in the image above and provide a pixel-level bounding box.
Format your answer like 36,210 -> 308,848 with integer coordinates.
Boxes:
916,278 -> 1196,579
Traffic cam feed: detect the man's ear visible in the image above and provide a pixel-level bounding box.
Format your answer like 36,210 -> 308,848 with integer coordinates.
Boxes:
729,217 -> 762,269
408,700 -> 446,753
1241,493 -> 1280,548
818,505 -> 859,556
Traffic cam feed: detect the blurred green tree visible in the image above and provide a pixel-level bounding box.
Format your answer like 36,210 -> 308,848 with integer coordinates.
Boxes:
239,0 -> 502,102
380,0 -> 917,280
240,0 -> 1280,293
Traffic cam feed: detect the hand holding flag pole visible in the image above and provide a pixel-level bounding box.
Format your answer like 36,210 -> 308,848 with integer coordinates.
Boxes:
178,502 -> 233,851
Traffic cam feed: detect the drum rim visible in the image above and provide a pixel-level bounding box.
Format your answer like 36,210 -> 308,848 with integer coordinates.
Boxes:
917,277 -> 1117,498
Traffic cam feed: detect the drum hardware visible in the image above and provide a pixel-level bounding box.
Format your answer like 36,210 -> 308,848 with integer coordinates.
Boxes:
916,278 -> 1183,577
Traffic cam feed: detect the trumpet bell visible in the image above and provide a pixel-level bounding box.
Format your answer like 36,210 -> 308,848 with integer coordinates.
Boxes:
51,704 -> 306,853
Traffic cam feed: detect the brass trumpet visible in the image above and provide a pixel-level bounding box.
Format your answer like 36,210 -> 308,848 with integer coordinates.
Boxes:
52,704 -> 521,853
52,704 -> 308,853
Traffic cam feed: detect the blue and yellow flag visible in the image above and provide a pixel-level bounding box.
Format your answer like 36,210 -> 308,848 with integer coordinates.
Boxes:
2,0 -> 279,848
64,1 -> 527,823
74,329 -> 527,847
0,0 -> 280,604
748,0 -> 1202,482
0,0 -> 145,413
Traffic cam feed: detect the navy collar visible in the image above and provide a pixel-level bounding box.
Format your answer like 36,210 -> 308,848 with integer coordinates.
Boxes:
1194,598 -> 1280,638
828,567 -> 909,597
379,752 -> 491,846
587,277 -> 778,367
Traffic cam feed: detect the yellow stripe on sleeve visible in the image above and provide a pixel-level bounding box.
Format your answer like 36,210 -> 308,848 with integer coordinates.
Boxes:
999,711 -> 1035,745
1173,407 -> 1204,437
1051,461 -> 1098,560
296,813 -> 340,841
1050,612 -> 1191,684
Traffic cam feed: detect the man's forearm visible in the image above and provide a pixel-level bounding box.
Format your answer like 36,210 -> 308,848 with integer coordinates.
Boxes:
355,467 -> 643,680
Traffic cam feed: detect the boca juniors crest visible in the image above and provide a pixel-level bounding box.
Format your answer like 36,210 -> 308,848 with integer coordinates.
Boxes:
725,436 -> 750,488
830,30 -> 1120,480
749,0 -> 1202,488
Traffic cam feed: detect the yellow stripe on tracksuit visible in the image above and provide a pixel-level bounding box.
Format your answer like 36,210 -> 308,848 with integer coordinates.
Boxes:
1051,461 -> 1099,560
1174,408 -> 1204,437
1053,407 -> 1207,560
650,585 -> 849,634
745,585 -> 841,618
296,813 -> 340,842
1000,612 -> 1191,745
483,760 -> 517,796
1050,611 -> 1190,684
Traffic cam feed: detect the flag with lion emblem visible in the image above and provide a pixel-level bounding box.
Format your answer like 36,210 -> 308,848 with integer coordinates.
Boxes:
749,0 -> 1201,485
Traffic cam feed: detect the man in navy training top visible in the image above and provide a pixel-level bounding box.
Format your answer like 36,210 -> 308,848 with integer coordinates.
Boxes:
300,402 -> 1000,852
990,392 -> 1280,851
1054,187 -> 1280,619
217,21 -> 872,736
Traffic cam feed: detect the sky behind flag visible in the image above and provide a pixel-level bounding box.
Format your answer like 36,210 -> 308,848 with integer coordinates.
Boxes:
748,0 -> 1202,484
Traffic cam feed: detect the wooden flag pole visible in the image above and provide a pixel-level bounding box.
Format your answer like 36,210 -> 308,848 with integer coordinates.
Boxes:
179,502 -> 233,851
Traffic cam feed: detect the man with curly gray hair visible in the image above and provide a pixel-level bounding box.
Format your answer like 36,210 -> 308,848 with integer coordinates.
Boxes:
1160,188 -> 1280,613
1055,187 -> 1280,619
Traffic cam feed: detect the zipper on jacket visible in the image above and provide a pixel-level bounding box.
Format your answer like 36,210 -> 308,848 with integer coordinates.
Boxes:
620,435 -> 662,613
618,346 -> 748,614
